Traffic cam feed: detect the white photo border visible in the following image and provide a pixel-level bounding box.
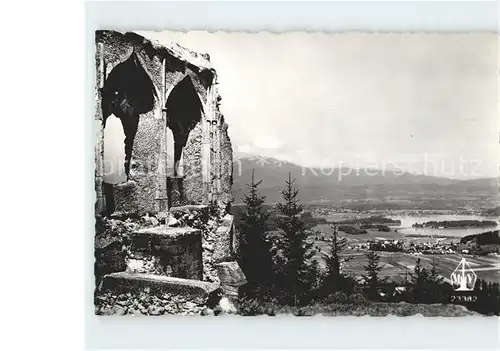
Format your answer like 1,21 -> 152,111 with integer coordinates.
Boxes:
84,1 -> 500,349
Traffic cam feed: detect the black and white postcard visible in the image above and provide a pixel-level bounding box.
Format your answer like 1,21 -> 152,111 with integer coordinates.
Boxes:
93,30 -> 499,317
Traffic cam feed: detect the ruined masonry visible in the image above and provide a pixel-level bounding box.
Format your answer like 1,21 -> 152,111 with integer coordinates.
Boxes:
94,31 -> 245,314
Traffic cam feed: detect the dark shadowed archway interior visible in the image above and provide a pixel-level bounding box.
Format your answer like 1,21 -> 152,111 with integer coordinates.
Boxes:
166,76 -> 204,176
101,51 -> 157,179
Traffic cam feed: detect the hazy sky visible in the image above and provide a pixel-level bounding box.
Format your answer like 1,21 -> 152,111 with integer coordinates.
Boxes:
138,31 -> 498,179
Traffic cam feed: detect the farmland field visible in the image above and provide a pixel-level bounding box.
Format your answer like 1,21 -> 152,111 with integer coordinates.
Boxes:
309,223 -> 499,283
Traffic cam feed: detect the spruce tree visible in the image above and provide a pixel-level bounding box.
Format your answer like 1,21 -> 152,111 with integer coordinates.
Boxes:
410,257 -> 430,302
481,278 -> 489,293
471,279 -> 488,314
239,169 -> 274,288
275,172 -> 315,304
428,255 -> 444,284
411,258 -> 428,285
362,250 -> 384,300
426,255 -> 445,302
308,259 -> 323,293
322,223 -> 353,293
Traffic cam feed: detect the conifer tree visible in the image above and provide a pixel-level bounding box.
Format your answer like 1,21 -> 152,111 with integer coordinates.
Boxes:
481,278 -> 489,293
275,172 -> 315,304
322,223 -> 353,293
410,257 -> 431,302
308,259 -> 323,292
403,264 -> 410,286
362,250 -> 384,300
411,257 -> 428,286
239,169 -> 274,288
473,278 -> 483,300
428,255 -> 444,284
424,255 -> 445,302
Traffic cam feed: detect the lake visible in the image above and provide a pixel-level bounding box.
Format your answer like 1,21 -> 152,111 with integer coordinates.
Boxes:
389,214 -> 500,238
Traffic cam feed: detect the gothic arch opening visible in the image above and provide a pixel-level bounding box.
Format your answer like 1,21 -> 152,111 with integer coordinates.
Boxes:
101,51 -> 157,181
166,76 -> 204,176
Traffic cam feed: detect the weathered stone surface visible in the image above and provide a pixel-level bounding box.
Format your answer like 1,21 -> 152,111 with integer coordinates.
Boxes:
94,118 -> 105,215
181,121 -> 205,204
167,176 -> 188,207
112,181 -> 139,215
130,226 -> 203,280
95,236 -> 126,284
169,204 -> 209,223
231,225 -> 240,257
220,285 -> 240,299
95,31 -> 220,215
212,214 -> 235,262
111,115 -> 162,216
95,30 -> 213,97
215,261 -> 247,300
216,261 -> 247,286
126,255 -> 164,275
96,31 -> 164,216
95,288 -> 208,316
126,111 -> 162,213
100,272 -> 218,298
217,119 -> 234,211
134,225 -> 199,237
94,33 -> 238,309
95,31 -> 234,216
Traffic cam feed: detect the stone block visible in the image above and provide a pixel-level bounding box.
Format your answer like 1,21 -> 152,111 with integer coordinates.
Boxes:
215,261 -> 247,299
212,214 -> 235,262
216,120 -> 233,211
215,261 -> 247,286
167,176 -> 188,207
181,122 -> 205,204
112,181 -> 139,214
130,226 -> 203,280
95,236 -> 126,284
220,285 -> 239,299
100,272 -> 218,298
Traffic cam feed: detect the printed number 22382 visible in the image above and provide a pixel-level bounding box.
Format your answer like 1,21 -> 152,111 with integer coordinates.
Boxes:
450,295 -> 477,303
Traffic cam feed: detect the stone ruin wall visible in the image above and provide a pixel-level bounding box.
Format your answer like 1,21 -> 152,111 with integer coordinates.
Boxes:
95,30 -> 233,217
94,31 -> 244,315
95,31 -> 164,216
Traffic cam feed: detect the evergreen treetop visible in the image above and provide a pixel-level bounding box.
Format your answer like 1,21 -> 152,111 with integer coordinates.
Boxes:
238,169 -> 274,286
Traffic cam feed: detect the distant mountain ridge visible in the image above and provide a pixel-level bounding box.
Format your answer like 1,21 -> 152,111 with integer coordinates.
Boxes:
231,156 -> 499,206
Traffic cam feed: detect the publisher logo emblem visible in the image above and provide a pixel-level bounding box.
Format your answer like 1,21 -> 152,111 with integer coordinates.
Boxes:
450,258 -> 477,291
